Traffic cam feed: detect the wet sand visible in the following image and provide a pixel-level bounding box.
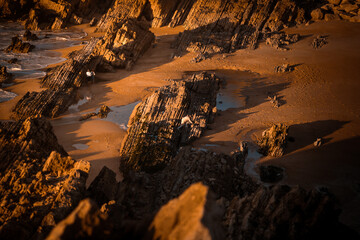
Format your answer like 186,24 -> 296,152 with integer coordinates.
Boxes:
1,20 -> 359,232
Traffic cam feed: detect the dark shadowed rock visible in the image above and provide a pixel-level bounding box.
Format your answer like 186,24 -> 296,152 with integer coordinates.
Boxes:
87,166 -> 119,205
22,30 -> 38,41
258,123 -> 289,157
0,65 -> 13,87
46,199 -> 110,240
5,36 -> 35,53
259,165 -> 284,183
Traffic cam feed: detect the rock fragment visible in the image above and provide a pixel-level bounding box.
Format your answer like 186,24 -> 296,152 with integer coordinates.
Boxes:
258,123 -> 289,157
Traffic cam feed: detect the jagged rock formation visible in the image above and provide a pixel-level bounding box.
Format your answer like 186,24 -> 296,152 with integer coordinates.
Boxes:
0,118 -> 90,240
11,39 -> 99,120
46,199 -> 110,240
149,183 -> 224,240
93,18 -> 155,72
119,72 -> 221,172
12,19 -> 154,120
0,65 -> 13,87
0,0 -> 34,20
258,123 -> 289,157
5,36 -> 35,53
22,30 -> 38,41
173,0 -> 308,55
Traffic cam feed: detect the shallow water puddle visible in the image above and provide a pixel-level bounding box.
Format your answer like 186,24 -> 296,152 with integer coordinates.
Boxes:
244,146 -> 263,182
0,89 -> 17,103
68,96 -> 92,112
216,91 -> 242,111
99,101 -> 141,130
72,143 -> 89,150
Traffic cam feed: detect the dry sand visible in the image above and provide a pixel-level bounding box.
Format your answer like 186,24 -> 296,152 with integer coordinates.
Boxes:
1,21 -> 359,232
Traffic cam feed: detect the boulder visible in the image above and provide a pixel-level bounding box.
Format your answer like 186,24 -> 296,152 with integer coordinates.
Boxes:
149,183 -> 224,240
311,8 -> 325,20
0,65 -> 13,87
258,123 -> 289,157
312,35 -> 328,49
120,72 -> 221,172
22,30 -> 38,41
5,36 -> 35,53
87,166 -> 119,205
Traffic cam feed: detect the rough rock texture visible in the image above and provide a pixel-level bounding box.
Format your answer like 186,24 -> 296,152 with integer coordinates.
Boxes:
258,123 -> 289,157
265,32 -> 300,50
12,39 -> 99,120
23,0 -> 114,30
0,0 -> 34,20
93,18 -> 155,72
149,182 -> 224,240
312,35 -> 328,49
223,185 -> 357,240
0,65 -> 13,87
5,36 -> 35,53
0,118 -> 90,240
173,0 -> 308,55
46,199 -> 110,240
12,18 -> 154,121
274,63 -> 294,73
119,72 -> 221,172
96,0 -> 149,31
312,0 -> 360,23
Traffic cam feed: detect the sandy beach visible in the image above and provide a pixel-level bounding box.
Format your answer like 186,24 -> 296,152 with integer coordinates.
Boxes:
1,20 -> 359,232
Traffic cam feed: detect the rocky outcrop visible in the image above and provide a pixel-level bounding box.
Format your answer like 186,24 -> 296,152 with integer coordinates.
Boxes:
173,0 -> 307,55
0,118 -> 90,240
312,0 -> 360,22
93,18 -> 155,72
0,0 -> 34,20
11,38 -> 100,120
258,123 -> 289,157
96,0 -> 149,32
46,199 -> 110,240
149,183 -> 224,240
22,30 -> 38,41
266,32 -> 300,50
5,36 -> 35,53
119,72 -> 221,172
0,65 -> 13,87
223,185 -> 358,240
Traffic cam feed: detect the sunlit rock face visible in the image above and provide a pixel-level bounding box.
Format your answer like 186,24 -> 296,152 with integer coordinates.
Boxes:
0,118 -> 90,240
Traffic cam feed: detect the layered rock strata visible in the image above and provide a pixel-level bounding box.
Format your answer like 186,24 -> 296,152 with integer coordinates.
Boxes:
12,19 -> 153,120
0,118 -> 90,240
93,18 -> 155,72
12,38 -> 100,120
5,36 -> 35,53
119,72 -> 221,172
